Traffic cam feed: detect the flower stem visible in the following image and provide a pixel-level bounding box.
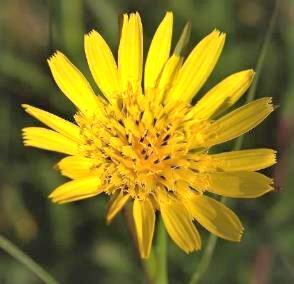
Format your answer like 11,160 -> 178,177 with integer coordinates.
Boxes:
233,0 -> 279,151
188,2 -> 279,283
188,232 -> 218,284
0,234 -> 59,284
155,217 -> 168,284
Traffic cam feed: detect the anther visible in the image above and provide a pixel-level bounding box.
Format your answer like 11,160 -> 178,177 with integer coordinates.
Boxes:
163,155 -> 171,160
171,165 -> 180,169
118,119 -> 125,127
139,111 -> 144,120
163,134 -> 170,142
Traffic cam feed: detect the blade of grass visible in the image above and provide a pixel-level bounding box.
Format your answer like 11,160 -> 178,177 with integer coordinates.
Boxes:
155,217 -> 168,284
60,0 -> 84,61
48,0 -> 53,54
0,234 -> 59,284
233,0 -> 279,151
188,1 -> 279,284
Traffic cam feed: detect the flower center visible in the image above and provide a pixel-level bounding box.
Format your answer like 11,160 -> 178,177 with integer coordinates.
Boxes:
75,89 -> 205,200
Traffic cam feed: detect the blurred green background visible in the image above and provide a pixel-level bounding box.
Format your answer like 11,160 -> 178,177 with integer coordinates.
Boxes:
0,0 -> 293,283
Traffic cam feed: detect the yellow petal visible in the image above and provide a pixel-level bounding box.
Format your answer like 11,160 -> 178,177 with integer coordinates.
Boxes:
47,51 -> 102,117
118,14 -> 129,89
160,198 -> 201,253
23,127 -> 78,155
207,171 -> 274,198
144,12 -> 173,90
84,30 -> 121,99
208,149 -> 277,172
168,30 -> 225,103
133,199 -> 155,259
106,190 -> 130,224
158,21 -> 191,92
49,176 -> 102,204
57,156 -> 95,179
22,104 -> 82,142
199,97 -> 274,147
187,194 -> 244,241
190,69 -> 255,119
118,12 -> 143,91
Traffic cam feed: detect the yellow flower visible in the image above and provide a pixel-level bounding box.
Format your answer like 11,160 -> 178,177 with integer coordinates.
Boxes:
22,12 -> 276,259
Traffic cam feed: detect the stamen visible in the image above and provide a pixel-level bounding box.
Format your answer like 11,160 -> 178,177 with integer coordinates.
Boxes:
163,134 -> 170,142
139,111 -> 144,121
118,119 -> 125,128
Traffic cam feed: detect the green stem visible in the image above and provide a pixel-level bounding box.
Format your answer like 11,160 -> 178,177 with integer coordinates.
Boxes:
188,232 -> 218,284
156,217 -> 168,284
188,2 -> 279,284
233,0 -> 279,151
0,234 -> 59,284
48,0 -> 53,53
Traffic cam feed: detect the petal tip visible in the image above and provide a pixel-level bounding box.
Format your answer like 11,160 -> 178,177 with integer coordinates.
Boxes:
246,69 -> 255,78
266,97 -> 274,112
47,50 -> 64,64
47,51 -> 60,64
165,11 -> 173,20
85,29 -> 98,39
238,226 -> 245,242
21,103 -> 29,109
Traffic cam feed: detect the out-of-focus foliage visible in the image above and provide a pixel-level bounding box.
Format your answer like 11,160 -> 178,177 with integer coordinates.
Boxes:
0,0 -> 293,283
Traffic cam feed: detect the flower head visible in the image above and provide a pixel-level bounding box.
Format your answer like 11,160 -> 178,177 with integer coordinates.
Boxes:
23,12 -> 276,258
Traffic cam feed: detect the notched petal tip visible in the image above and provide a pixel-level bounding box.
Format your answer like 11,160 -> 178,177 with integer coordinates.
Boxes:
263,97 -> 274,114
47,50 -> 61,64
84,29 -> 99,41
22,127 -> 30,137
237,226 -> 245,242
272,150 -> 278,164
211,28 -> 226,38
47,50 -> 69,67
